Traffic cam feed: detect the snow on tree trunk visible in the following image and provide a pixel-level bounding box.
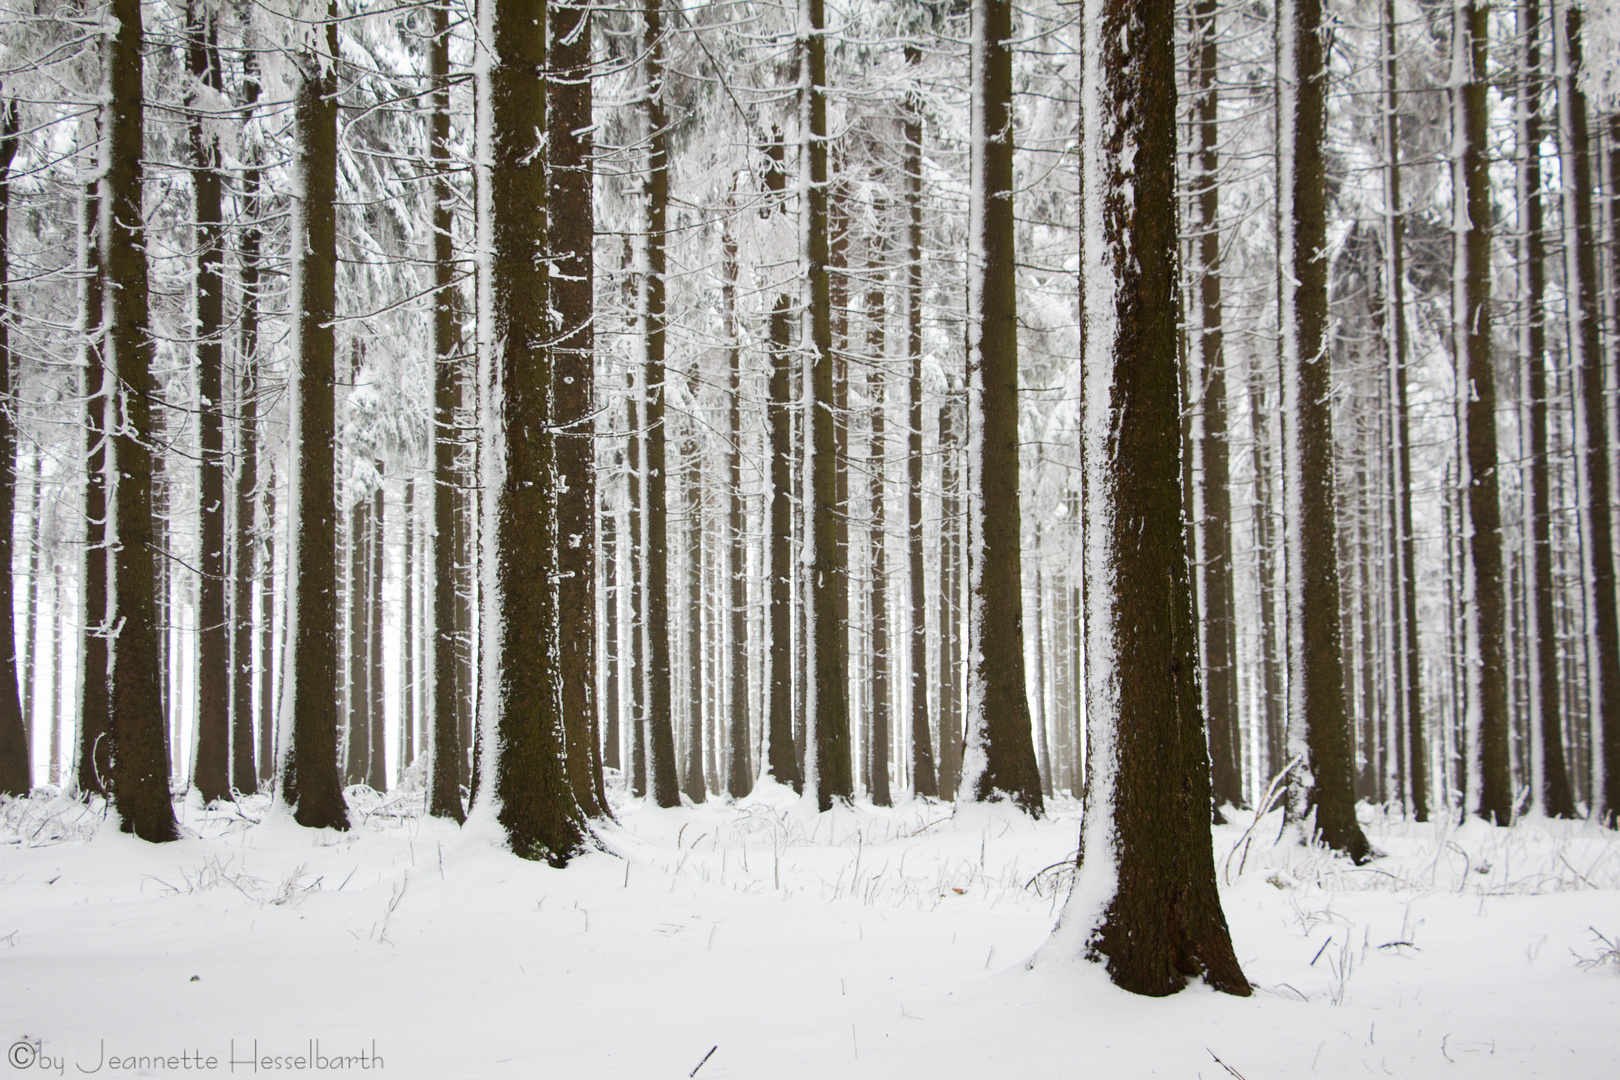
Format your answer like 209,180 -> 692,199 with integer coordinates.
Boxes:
1049,0 -> 1247,997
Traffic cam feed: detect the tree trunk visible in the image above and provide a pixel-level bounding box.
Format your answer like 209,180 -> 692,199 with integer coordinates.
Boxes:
233,44 -> 263,794
482,0 -> 590,861
103,0 -> 180,838
347,495 -> 369,786
724,227 -> 751,796
684,398 -> 707,803
628,368 -> 648,798
639,0 -> 681,808
402,477 -> 415,769
428,0 -> 464,821
77,161 -> 110,796
368,476 -> 386,792
1063,0 -> 1248,995
1283,0 -> 1370,860
903,56 -> 937,798
938,392 -> 960,798
868,238 -> 891,808
0,98 -> 26,797
189,3 -> 231,804
1383,0 -> 1428,819
1457,0 -> 1511,823
1557,3 -> 1620,827
550,0 -> 603,818
281,10 -> 351,832
1190,0 -> 1240,812
962,0 -> 1043,815
765,294 -> 799,791
807,0 -> 851,809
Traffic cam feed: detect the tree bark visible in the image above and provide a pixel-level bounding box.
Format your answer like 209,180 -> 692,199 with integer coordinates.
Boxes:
1065,0 -> 1248,996
428,0 -> 464,821
550,0 -> 604,818
104,0 -> 181,839
484,0 -> 590,861
189,2 -> 231,804
807,0 -> 851,809
641,0 -> 680,807
962,0 -> 1043,815
1457,0 -> 1511,824
281,9 -> 350,832
903,53 -> 937,799
1284,0 -> 1370,860
77,160 -> 109,797
0,96 -> 27,797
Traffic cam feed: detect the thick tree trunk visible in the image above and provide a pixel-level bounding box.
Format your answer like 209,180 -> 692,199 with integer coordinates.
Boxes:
189,3 -> 231,804
550,0 -> 603,818
281,11 -> 350,832
765,295 -> 799,791
233,47 -> 263,793
807,0 -> 851,809
484,0 -> 590,861
1064,0 -> 1248,996
962,0 -> 1043,815
105,0 -> 180,839
428,0 -> 464,821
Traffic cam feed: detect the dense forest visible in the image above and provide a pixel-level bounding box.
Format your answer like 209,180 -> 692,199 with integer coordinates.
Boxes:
1,0 -> 1620,997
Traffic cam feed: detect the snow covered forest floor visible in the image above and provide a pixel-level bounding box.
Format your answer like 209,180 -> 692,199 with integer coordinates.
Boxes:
3,784 -> 1618,1078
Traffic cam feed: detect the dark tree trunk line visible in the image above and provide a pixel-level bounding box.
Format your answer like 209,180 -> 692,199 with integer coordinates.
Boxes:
428,0 -> 464,822
963,0 -> 1043,815
281,8 -> 350,832
0,94 -> 27,797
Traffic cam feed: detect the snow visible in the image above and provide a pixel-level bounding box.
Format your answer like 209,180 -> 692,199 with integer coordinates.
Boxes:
3,789 -> 1617,1077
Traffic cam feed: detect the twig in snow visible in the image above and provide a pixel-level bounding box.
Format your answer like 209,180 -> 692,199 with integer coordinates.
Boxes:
689,1046 -> 716,1077
1207,1049 -> 1247,1080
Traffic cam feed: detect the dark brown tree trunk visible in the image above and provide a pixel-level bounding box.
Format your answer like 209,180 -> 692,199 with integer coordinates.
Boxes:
868,286 -> 891,808
486,0 -> 589,861
1559,6 -> 1620,828
428,0 -> 464,821
103,1 -> 180,838
724,228 -> 751,796
1068,0 -> 1248,996
963,0 -> 1043,815
1287,0 -> 1370,860
641,0 -> 680,808
233,45 -> 263,793
1457,0 -> 1511,824
938,392 -> 960,798
281,11 -> 350,831
78,164 -> 110,796
347,495 -> 369,786
231,231 -> 259,795
1191,0 -> 1240,812
368,477 -> 386,792
0,97 -> 27,796
684,399 -> 707,803
628,369 -> 648,798
603,501 -> 620,772
903,56 -> 937,799
808,0 -> 851,809
550,0 -> 603,818
1383,0 -> 1427,820
402,477 -> 414,769
766,295 -> 799,791
189,4 -> 231,803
